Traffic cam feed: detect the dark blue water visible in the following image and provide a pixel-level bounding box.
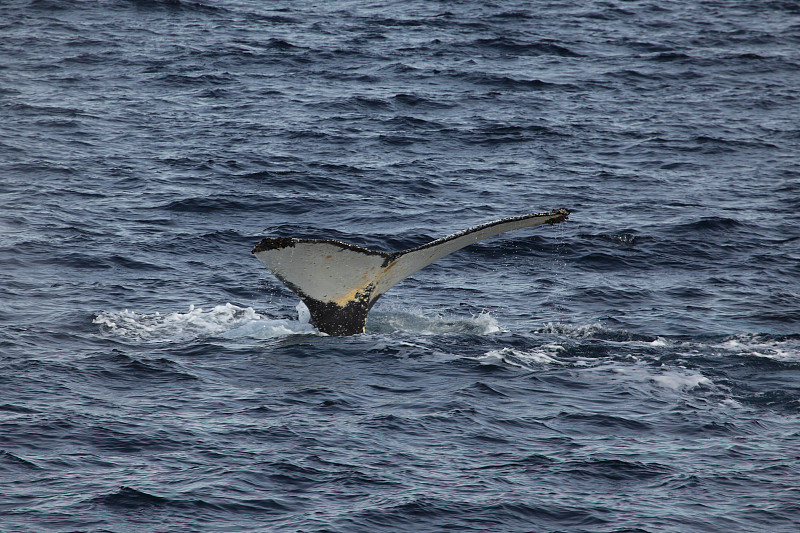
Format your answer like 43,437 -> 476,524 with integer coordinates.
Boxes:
2,1 -> 800,531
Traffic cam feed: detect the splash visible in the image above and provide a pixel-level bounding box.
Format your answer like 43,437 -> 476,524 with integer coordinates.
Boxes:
537,321 -> 607,338
93,302 -> 508,341
223,302 -> 318,339
93,302 -> 316,341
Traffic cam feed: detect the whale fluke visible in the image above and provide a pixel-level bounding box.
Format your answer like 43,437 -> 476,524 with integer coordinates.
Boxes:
252,208 -> 570,335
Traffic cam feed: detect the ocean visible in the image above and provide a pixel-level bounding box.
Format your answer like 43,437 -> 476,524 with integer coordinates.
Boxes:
1,1 -> 799,531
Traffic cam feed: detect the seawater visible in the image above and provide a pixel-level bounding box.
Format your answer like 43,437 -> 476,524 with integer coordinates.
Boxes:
1,1 -> 799,532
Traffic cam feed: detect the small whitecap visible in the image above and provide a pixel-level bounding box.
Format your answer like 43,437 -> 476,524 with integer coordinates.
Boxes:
612,364 -> 714,392
478,346 -> 567,369
720,398 -> 743,409
367,305 -> 506,336
713,334 -> 800,362
651,372 -> 711,391
538,321 -> 606,337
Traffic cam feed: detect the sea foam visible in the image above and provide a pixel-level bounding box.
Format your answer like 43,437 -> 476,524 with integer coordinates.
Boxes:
93,302 -> 316,341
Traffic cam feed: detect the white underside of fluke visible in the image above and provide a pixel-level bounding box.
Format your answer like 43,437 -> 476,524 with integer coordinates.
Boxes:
252,209 -> 569,335
256,240 -> 388,307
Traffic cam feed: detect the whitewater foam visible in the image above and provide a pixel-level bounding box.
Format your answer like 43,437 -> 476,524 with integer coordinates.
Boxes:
92,301 -> 509,341
480,346 -> 570,368
712,334 -> 800,362
367,305 -> 505,336
481,341 -> 716,395
537,321 -> 607,338
93,302 -> 316,341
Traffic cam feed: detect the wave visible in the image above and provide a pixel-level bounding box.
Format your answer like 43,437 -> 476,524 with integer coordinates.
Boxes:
475,322 -> 799,408
470,37 -> 582,57
0,450 -> 42,471
342,496 -> 606,532
534,321 -> 799,359
91,485 -> 290,513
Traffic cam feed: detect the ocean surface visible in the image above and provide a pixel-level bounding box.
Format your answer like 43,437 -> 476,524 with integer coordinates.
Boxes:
2,1 -> 799,531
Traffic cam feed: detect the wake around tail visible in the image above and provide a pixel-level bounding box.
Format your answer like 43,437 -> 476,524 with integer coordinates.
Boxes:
252,208 -> 570,336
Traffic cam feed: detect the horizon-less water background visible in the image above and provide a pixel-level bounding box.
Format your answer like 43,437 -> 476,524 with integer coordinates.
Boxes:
2,1 -> 800,531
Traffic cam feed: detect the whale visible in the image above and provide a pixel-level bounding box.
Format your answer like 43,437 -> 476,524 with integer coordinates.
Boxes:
252,208 -> 570,336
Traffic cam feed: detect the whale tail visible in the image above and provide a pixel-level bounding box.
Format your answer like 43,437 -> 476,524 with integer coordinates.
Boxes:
252,208 -> 570,335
